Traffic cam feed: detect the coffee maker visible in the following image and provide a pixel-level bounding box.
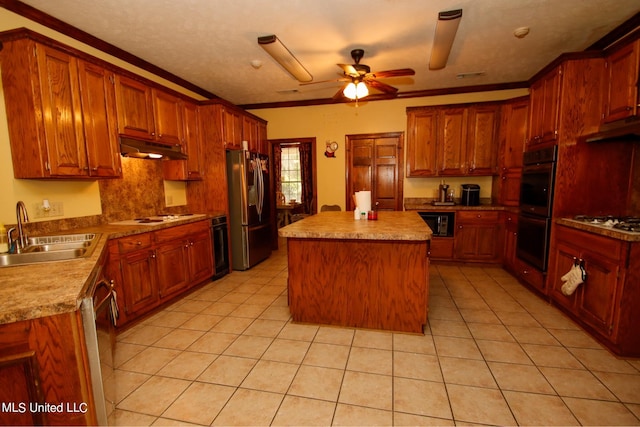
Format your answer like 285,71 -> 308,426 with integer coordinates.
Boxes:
432,180 -> 455,205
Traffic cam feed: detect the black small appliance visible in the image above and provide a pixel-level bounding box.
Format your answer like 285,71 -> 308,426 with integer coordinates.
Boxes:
461,184 -> 480,206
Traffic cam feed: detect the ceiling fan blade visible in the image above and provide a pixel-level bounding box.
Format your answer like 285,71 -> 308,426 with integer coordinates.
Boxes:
367,79 -> 398,95
372,68 -> 415,78
337,63 -> 358,76
299,77 -> 348,86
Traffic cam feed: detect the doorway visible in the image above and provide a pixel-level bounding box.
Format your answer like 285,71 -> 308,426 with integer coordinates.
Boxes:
269,138 -> 317,242
346,132 -> 404,211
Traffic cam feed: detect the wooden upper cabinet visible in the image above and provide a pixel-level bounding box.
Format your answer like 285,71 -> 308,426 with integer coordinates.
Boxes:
602,40 -> 639,123
242,115 -> 260,152
77,60 -> 122,177
115,74 -> 156,140
153,89 -> 184,145
220,105 -> 243,149
466,103 -> 499,175
0,37 -> 121,178
34,44 -> 88,177
438,107 -> 468,175
163,101 -> 203,180
528,65 -> 562,148
406,108 -> 438,176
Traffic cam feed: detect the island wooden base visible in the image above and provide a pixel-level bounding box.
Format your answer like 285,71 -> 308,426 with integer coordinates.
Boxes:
286,238 -> 429,333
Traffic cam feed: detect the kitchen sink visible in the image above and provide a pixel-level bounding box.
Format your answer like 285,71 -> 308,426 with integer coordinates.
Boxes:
0,233 -> 100,267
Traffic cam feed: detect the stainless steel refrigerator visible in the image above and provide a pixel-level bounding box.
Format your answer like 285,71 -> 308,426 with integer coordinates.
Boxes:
226,149 -> 272,270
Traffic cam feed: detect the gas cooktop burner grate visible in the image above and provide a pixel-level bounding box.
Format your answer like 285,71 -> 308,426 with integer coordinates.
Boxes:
573,215 -> 640,233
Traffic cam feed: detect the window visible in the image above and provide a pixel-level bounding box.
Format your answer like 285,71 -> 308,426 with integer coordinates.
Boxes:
280,146 -> 302,202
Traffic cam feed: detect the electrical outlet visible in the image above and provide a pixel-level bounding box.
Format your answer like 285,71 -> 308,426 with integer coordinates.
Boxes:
31,201 -> 64,219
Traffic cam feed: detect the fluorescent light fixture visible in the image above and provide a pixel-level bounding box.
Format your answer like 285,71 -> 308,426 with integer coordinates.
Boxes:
429,9 -> 463,70
258,35 -> 313,82
343,81 -> 369,100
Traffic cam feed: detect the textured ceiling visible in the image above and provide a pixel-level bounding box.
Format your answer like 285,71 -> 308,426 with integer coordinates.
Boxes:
15,0 -> 640,106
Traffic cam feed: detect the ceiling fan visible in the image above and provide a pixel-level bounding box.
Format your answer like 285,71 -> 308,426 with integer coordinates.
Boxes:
303,49 -> 415,100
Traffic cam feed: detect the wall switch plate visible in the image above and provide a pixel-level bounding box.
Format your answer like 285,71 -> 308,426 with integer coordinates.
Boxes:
31,201 -> 64,218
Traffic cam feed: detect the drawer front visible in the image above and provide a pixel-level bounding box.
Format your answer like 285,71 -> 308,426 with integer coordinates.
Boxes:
154,220 -> 209,244
117,233 -> 152,254
457,210 -> 500,222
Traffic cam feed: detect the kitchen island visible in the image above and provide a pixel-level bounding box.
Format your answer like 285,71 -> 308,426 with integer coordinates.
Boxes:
278,211 -> 431,333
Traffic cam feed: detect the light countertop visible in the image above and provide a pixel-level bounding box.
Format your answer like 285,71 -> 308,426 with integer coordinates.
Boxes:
278,211 -> 432,241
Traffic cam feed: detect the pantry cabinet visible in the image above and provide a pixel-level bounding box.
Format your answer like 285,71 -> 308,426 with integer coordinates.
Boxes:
548,225 -> 640,356
493,97 -> 528,206
454,210 -> 502,262
528,65 -> 562,148
406,103 -> 500,177
0,37 -> 121,178
601,39 -> 639,123
109,221 -> 214,326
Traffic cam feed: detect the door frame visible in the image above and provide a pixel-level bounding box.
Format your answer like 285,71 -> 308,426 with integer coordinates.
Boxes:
268,137 -> 317,247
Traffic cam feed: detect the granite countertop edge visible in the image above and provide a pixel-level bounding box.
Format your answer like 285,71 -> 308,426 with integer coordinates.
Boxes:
556,218 -> 640,242
278,211 -> 432,241
0,213 -> 223,326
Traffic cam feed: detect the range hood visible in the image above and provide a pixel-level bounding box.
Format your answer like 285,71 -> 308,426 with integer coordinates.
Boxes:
120,137 -> 187,160
585,116 -> 640,143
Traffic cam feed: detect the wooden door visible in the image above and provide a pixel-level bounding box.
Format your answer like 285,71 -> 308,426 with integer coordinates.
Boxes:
577,254 -> 620,336
120,250 -> 158,315
188,228 -> 215,285
437,107 -> 468,175
77,60 -> 121,178
153,89 -> 184,145
115,74 -> 155,139
467,104 -> 499,175
35,44 -> 87,176
602,40 -> 639,123
406,108 -> 438,176
540,66 -> 562,144
155,240 -> 190,299
346,132 -> 404,211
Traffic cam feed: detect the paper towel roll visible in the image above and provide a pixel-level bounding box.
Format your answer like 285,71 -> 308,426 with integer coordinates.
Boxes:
355,191 -> 371,212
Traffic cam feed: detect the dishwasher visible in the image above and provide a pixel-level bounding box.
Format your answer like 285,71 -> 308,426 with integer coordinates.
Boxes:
80,264 -> 118,425
211,215 -> 229,279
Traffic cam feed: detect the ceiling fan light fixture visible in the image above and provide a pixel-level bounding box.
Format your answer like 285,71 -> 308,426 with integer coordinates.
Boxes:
258,34 -> 313,82
429,9 -> 463,71
343,81 -> 369,100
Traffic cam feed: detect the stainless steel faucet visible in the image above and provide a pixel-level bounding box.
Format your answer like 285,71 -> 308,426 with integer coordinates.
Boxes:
15,201 -> 29,251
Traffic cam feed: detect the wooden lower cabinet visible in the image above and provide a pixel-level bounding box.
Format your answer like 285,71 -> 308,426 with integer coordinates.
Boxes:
109,221 -> 214,326
0,312 -> 96,426
548,225 -> 640,356
454,211 -> 503,262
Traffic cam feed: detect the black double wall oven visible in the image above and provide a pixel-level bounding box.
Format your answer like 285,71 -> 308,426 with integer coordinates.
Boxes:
516,146 -> 557,272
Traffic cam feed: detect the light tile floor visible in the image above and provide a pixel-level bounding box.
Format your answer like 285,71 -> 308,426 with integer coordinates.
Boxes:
110,243 -> 640,426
